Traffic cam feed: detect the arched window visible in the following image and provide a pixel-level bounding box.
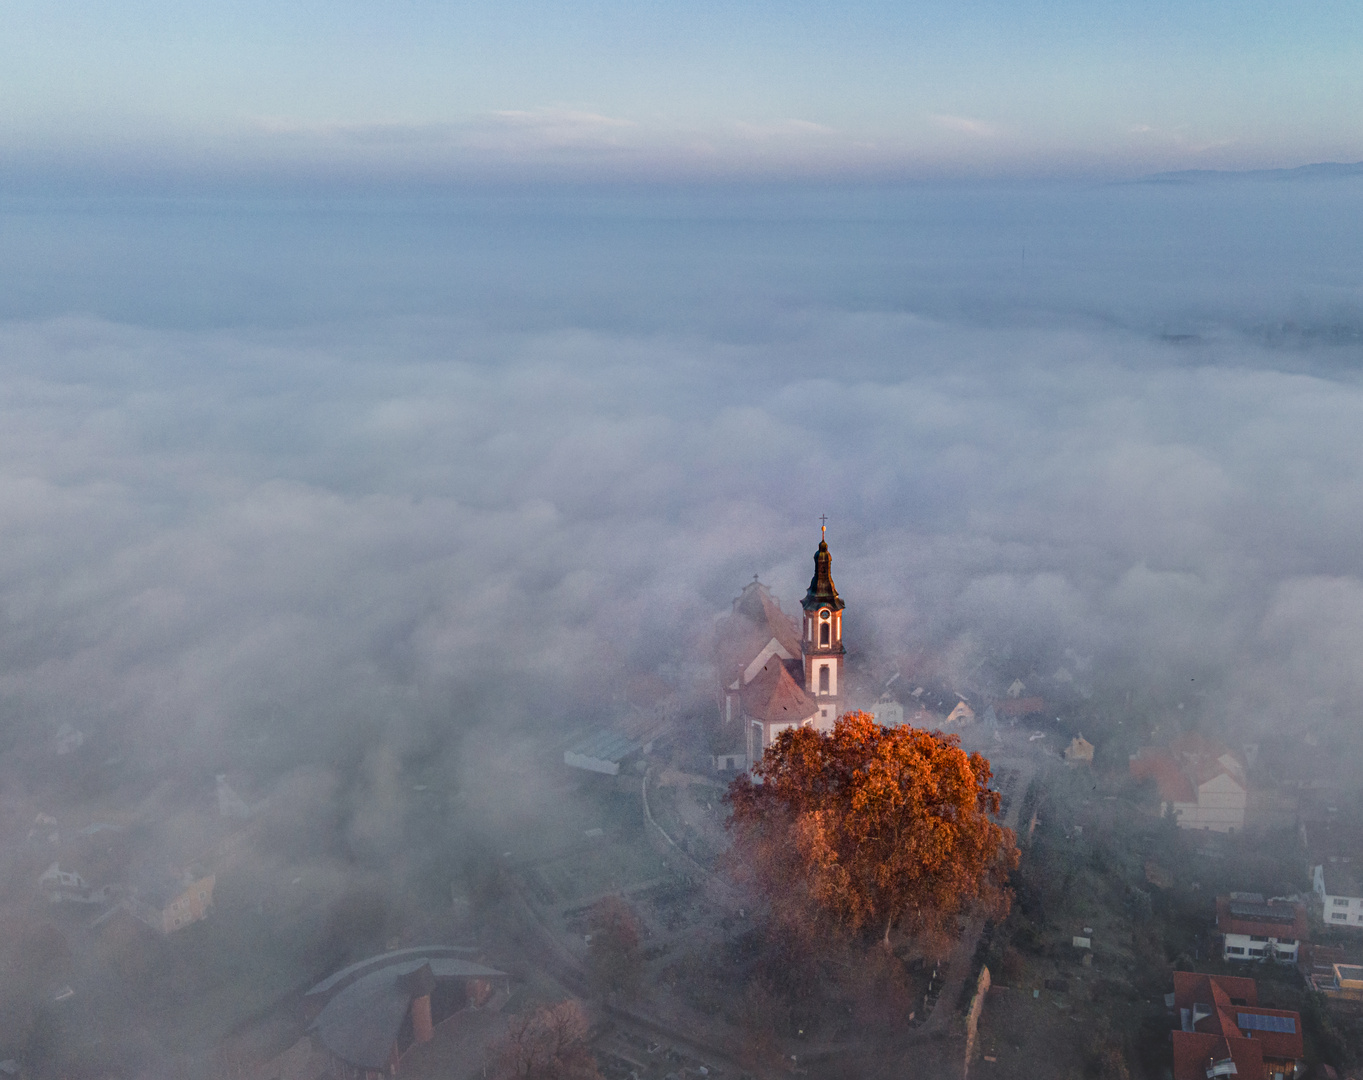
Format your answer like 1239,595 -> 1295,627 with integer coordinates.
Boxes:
820,622 -> 830,646
819,665 -> 830,693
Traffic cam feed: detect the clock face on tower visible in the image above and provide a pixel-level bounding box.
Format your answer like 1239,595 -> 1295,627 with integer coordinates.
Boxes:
819,609 -> 830,620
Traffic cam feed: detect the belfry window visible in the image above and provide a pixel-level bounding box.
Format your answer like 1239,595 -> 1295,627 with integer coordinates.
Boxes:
819,608 -> 831,646
820,622 -> 830,646
819,665 -> 830,693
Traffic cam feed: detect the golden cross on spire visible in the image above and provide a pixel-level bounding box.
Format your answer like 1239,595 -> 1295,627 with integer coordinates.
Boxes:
819,513 -> 828,540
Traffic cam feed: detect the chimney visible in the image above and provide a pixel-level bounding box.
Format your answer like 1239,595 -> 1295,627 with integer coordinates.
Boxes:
411,994 -> 433,1044
396,962 -> 438,1044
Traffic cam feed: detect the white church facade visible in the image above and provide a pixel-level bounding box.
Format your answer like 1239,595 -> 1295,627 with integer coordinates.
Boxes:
712,530 -> 848,772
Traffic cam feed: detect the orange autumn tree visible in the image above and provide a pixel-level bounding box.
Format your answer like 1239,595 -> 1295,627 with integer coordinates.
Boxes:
725,711 -> 1019,947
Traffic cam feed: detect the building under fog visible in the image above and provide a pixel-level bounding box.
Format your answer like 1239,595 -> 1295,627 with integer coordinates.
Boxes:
1302,819 -> 1363,929
303,947 -> 508,1079
1169,971 -> 1302,1080
124,869 -> 216,934
1129,735 -> 1248,832
712,529 -> 847,771
1214,893 -> 1306,964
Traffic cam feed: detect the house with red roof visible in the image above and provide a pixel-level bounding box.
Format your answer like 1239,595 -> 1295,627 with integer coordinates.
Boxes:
1170,971 -> 1303,1080
712,529 -> 848,771
1215,894 -> 1307,964
995,695 -> 1045,718
1131,735 -> 1248,832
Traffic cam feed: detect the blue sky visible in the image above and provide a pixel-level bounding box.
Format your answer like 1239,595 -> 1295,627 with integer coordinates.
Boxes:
3,0 -> 1361,182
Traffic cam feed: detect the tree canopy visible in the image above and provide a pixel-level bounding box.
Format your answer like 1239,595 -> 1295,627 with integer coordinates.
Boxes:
725,711 -> 1019,946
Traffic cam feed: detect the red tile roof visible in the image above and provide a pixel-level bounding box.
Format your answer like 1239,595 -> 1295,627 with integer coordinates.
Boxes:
1215,897 -> 1308,942
1172,1032 -> 1260,1080
1171,734 -> 1242,768
1173,970 -> 1258,1011
733,582 -> 802,654
1132,737 -> 1247,805
740,657 -> 818,727
1190,756 -> 1245,790
1170,972 -> 1302,1079
714,582 -> 802,687
996,696 -> 1045,716
1131,749 -> 1197,803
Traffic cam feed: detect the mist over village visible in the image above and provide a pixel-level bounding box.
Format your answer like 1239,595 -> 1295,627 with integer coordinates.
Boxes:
3,2 -> 1363,1078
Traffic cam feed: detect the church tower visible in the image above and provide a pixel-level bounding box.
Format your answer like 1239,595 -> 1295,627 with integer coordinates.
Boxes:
801,524 -> 846,730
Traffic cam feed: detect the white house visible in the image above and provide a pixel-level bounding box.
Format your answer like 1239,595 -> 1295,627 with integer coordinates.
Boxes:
1129,735 -> 1248,833
1312,865 -> 1363,928
1216,894 -> 1307,963
1303,821 -> 1363,929
1175,764 -> 1248,832
38,862 -> 107,904
870,693 -> 904,728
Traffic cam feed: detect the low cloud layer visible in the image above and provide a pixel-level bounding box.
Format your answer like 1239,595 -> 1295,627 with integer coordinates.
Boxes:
2,179 -> 1363,782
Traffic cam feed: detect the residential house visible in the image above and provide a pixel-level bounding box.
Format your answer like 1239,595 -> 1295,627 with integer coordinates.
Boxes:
945,698 -> 975,726
869,692 -> 904,728
995,696 -> 1045,719
38,863 -> 109,905
124,869 -> 215,933
1308,962 -> 1363,1004
1170,971 -> 1303,1080
304,947 -> 508,1079
1302,820 -> 1363,930
1298,942 -> 1347,985
1064,734 -> 1095,766
1215,893 -> 1307,964
900,684 -> 971,727
1130,735 -> 1248,832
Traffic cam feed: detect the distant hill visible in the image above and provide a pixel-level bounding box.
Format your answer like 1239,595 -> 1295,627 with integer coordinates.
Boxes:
1143,161 -> 1363,184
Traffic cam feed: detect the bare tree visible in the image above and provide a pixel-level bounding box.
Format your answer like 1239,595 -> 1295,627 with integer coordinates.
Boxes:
494,1000 -> 601,1080
586,896 -> 642,995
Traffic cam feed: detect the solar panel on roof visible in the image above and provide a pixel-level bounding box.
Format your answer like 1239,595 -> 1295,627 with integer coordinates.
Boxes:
1228,902 -> 1295,922
1237,1012 -> 1296,1034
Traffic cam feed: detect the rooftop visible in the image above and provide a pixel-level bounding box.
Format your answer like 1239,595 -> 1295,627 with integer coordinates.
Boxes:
1216,896 -> 1307,940
741,655 -> 818,726
1171,971 -> 1302,1077
308,950 -> 506,1071
716,580 -> 802,684
1320,859 -> 1363,898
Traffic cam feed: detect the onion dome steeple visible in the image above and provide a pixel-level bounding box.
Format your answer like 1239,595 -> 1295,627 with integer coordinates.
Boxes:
801,523 -> 845,613
800,520 -> 845,723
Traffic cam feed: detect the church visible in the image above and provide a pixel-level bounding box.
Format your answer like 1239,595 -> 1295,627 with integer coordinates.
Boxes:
712,528 -> 847,772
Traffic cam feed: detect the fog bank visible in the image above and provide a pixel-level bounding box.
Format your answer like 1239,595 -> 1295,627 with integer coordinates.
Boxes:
2,178 -> 1362,777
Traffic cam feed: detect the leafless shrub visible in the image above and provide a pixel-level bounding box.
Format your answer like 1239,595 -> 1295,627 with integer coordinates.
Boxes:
494,1000 -> 601,1080
586,896 -> 642,996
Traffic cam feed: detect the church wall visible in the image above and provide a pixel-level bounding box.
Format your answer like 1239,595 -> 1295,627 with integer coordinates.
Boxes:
716,531 -> 850,773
